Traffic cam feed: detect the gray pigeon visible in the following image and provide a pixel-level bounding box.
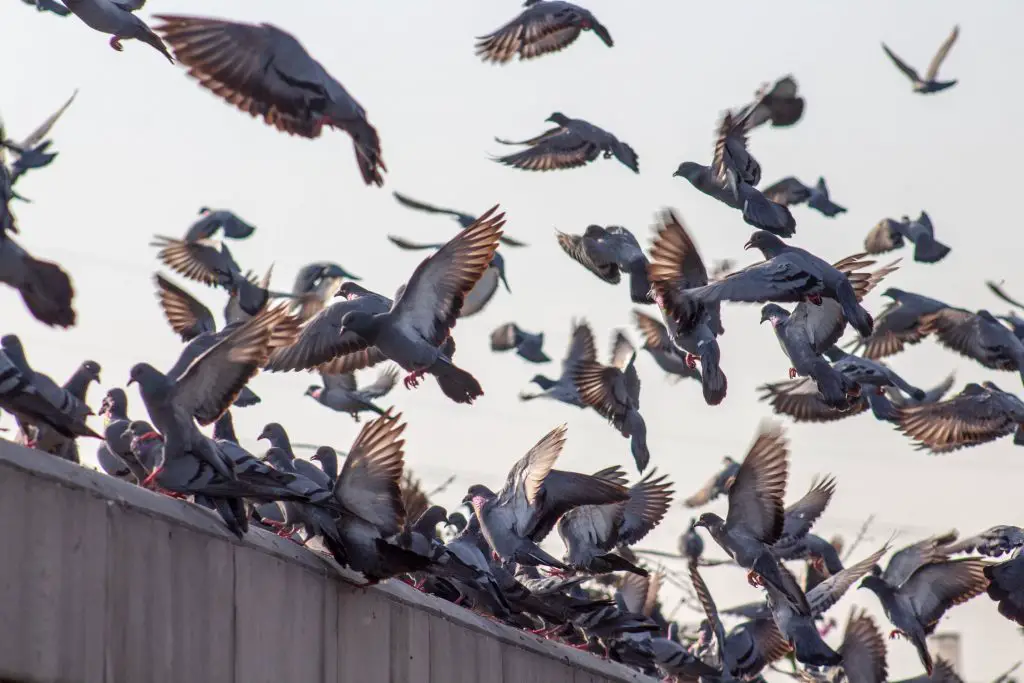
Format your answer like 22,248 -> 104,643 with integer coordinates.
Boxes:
941,526 -> 1024,558
334,208 -> 505,403
882,26 -> 959,94
261,446 -> 343,546
184,207 -> 257,242
290,261 -> 361,322
557,225 -> 651,304
762,177 -> 847,217
257,422 -> 332,490
154,14 -> 385,185
686,231 -> 880,338
679,519 -> 704,563
63,0 -> 172,61
632,309 -> 701,383
884,372 -> 956,407
865,213 -> 950,264
490,323 -> 550,363
24,359 -> 102,461
683,456 -> 739,508
920,308 -> 1024,384
519,319 -> 596,407
571,348 -> 650,472
558,467 -> 673,575
733,75 -> 804,129
897,381 -> 1024,453
984,552 -> 1024,626
824,347 -> 926,400
305,366 -> 398,421
762,563 -> 841,667
0,347 -> 97,441
832,609 -> 890,683
0,235 -> 76,327
1,90 -> 77,186
494,113 -> 638,173
848,288 -> 948,360
693,422 -> 812,615
97,387 -> 151,482
769,477 -> 837,561
21,0 -> 72,16
647,210 -> 728,405
475,1 -> 612,63
392,192 -> 527,247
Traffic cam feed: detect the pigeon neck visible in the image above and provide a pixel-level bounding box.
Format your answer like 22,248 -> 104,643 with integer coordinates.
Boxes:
63,368 -> 95,400
214,413 -> 238,442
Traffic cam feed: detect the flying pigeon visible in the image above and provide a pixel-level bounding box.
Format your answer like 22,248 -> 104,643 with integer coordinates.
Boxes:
154,14 -> 385,186
392,192 -> 527,247
21,0 -> 72,16
683,456 -> 739,508
882,25 -> 960,94
631,309 -> 701,383
865,213 -> 950,264
941,526 -> 1024,558
493,113 -> 638,173
647,209 -> 728,405
758,376 -> 872,424
896,381 -> 1024,453
475,1 -> 612,64
769,476 -> 837,561
519,319 -> 596,407
824,347 -> 926,400
919,308 -> 1024,384
984,552 -> 1023,626
1,89 -> 77,187
762,177 -> 847,217
847,288 -> 948,360
490,323 -> 550,363
884,372 -> 956,407
761,563 -> 841,666
184,207 -> 257,242
733,75 -> 805,129
290,262 -> 361,322
0,235 -> 76,327
557,225 -> 651,304
304,366 -> 398,421
63,0 -> 172,62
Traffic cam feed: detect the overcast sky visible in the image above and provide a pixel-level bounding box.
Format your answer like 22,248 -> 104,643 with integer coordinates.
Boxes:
2,0 -> 1022,678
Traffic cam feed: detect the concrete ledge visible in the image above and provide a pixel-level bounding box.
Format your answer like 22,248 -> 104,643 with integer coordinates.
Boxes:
0,441 -> 655,683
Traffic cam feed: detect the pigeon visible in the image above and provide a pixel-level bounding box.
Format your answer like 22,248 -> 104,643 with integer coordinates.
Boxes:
679,519 -> 705,563
21,0 -> 72,16
490,323 -> 550,363
824,347 -> 926,400
693,422 -> 812,615
557,225 -> 651,304
896,382 -> 1024,453
392,192 -> 527,247
761,563 -> 841,666
519,319 -> 596,407
184,207 -> 257,242
848,288 -> 948,360
332,207 -> 504,404
0,235 -> 76,327
882,26 -> 960,94
733,75 -> 805,129
919,308 -> 1024,384
674,107 -> 795,237
986,280 -> 1024,311
260,446 -> 343,545
572,573 -> 661,656
762,177 -> 847,217
859,555 -> 988,676
558,468 -> 673,575
63,0 -> 172,62
256,422 -> 332,489
290,262 -> 361,322
684,231 -> 878,338
22,358 -> 102,461
758,376 -> 871,424
493,113 -> 638,173
683,456 -> 739,508
571,347 -> 650,472
466,424 -> 629,568
884,372 -> 956,408
984,552 -> 1024,626
864,213 -> 950,264
128,304 -> 296,482
769,476 -> 837,561
1,89 -> 77,187
647,209 -> 728,405
96,387 -> 152,482
154,15 -> 385,186
826,609 -> 890,683
304,366 -> 398,421
941,526 -> 1024,558
475,1 -> 612,64
631,309 -> 701,383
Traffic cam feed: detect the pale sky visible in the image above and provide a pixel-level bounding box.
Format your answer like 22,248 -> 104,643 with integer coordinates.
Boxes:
2,0 -> 1023,678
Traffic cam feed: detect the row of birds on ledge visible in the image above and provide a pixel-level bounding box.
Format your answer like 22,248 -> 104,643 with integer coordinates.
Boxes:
2,1 -> 1022,681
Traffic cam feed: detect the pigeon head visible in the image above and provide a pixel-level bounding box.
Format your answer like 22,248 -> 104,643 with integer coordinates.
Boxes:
881,287 -> 905,300
310,446 -> 338,481
672,162 -> 704,183
80,360 -> 101,383
491,252 -> 511,293
321,262 -> 359,281
546,112 -> 570,126
858,573 -> 888,595
258,422 -> 290,449
743,231 -> 786,257
304,385 -> 323,399
529,374 -> 557,390
447,509 -> 469,532
99,388 -> 128,418
262,446 -> 294,471
462,483 -> 497,506
760,303 -> 790,326
693,512 -> 725,533
339,310 -> 379,342
334,280 -> 366,299
0,334 -> 24,355
127,363 -> 167,392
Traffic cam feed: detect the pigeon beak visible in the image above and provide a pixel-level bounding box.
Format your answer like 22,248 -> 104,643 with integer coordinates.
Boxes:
127,377 -> 136,387
743,239 -> 754,251
672,170 -> 682,178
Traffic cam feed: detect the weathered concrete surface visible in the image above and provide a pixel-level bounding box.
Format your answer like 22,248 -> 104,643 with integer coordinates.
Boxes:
0,441 -> 656,683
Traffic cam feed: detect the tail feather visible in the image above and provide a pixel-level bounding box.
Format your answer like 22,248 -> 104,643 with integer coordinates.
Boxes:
699,343 -> 728,406
373,538 -> 433,577
753,552 -> 811,615
628,264 -> 653,304
351,119 -> 386,188
913,237 -> 950,264
432,361 -> 483,404
837,281 -> 873,337
791,622 -> 842,667
596,552 -> 649,576
743,191 -> 796,237
912,633 -> 934,676
19,255 -> 75,328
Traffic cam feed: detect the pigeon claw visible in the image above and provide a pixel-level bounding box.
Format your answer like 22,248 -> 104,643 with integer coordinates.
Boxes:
889,629 -> 906,641
685,353 -> 699,370
403,369 -> 426,389
746,570 -> 765,588
788,367 -> 798,379
109,36 -> 124,52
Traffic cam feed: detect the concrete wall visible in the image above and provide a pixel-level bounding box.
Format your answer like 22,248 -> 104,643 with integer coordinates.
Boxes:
0,440 -> 655,683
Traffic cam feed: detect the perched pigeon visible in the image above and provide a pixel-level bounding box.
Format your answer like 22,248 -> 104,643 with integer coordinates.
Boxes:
63,0 -> 172,62
865,213 -> 950,264
97,388 -> 152,482
685,231 -> 878,338
305,366 -> 398,421
290,262 -> 361,322
631,309 -> 701,383
693,422 -> 812,615
762,177 -> 846,217
848,288 -> 948,360
558,468 -> 673,575
941,526 -> 1024,558
331,207 -> 504,403
984,552 -> 1024,626
572,348 -> 650,472
257,422 -> 332,489
919,308 -> 1024,384
0,235 -> 76,327
557,225 -> 651,304
647,210 -> 728,405
882,26 -> 960,94
683,456 -> 739,508
21,0 -> 72,16
493,113 -> 638,173
896,382 -> 1024,453
392,192 -> 526,247
733,75 -> 805,129
23,358 -> 102,461
475,1 -> 612,64
490,323 -> 550,363
154,15 -> 385,186
519,319 -> 596,407
184,207 -> 257,242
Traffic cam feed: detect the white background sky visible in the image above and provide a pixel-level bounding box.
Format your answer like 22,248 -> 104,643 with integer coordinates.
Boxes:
2,0 -> 1022,678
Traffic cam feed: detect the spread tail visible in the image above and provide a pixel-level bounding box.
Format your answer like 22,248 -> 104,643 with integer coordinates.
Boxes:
913,237 -> 950,264
19,255 -> 75,328
699,343 -> 728,406
432,361 -> 483,404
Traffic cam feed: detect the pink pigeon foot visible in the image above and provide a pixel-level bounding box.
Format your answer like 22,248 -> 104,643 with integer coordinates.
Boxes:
746,570 -> 764,588
403,369 -> 426,389
109,36 -> 124,52
788,367 -> 798,379
685,353 -> 699,370
889,629 -> 906,640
